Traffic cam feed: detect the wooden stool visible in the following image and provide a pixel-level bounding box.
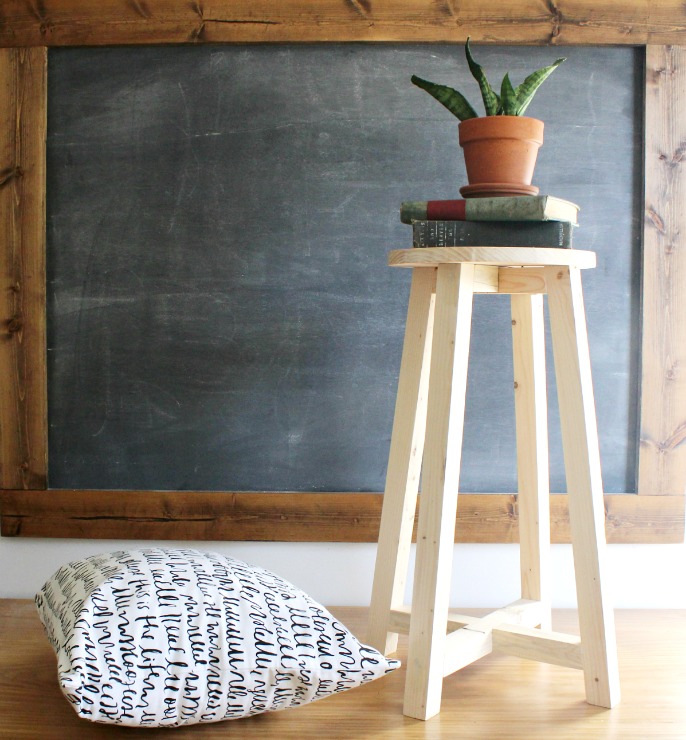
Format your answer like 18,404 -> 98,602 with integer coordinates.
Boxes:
367,247 -> 620,721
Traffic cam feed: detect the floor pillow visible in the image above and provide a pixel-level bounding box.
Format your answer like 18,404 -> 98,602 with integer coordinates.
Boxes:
35,547 -> 399,727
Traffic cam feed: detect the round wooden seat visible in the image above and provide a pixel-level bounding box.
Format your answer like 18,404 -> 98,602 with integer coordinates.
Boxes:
388,246 -> 596,269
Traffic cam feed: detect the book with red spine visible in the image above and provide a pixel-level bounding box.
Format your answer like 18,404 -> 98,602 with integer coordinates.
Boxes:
400,195 -> 579,225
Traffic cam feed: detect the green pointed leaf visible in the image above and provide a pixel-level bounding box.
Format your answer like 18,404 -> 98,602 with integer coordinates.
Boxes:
411,75 -> 478,121
500,73 -> 518,116
464,37 -> 499,116
514,57 -> 565,116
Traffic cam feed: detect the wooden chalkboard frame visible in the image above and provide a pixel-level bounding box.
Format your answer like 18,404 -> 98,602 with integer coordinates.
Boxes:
0,2 -> 684,544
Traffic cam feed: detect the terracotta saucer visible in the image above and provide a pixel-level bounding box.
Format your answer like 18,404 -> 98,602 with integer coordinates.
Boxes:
459,182 -> 540,198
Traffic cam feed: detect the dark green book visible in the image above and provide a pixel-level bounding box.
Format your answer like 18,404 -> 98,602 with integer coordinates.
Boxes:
411,220 -> 575,249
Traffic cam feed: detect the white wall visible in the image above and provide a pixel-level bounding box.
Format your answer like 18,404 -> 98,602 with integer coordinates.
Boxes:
2,537 -> 685,608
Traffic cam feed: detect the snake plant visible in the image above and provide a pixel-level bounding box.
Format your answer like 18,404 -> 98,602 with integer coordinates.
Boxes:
412,39 -> 565,121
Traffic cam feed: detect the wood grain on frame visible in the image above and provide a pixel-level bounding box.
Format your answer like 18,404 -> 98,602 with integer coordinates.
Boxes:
0,48 -> 47,491
0,489 -> 683,543
0,1 -> 684,47
639,46 -> 686,497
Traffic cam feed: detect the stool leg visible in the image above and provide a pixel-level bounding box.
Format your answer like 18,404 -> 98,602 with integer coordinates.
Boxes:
546,266 -> 621,708
368,268 -> 436,655
511,294 -> 552,629
404,263 -> 475,721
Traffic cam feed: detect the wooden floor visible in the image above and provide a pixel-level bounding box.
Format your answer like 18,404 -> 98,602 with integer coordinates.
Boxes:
1,601 -> 685,739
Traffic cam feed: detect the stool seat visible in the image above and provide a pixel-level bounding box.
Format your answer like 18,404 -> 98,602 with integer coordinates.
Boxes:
368,247 -> 620,720
389,246 -> 596,268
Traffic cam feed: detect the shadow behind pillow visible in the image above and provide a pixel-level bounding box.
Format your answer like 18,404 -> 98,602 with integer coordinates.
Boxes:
35,548 -> 399,727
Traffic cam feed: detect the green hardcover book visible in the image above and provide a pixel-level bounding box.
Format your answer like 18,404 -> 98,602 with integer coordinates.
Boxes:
400,195 -> 580,225
412,220 -> 575,249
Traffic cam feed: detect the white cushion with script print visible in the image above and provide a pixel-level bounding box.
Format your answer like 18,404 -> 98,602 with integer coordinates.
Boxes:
35,548 -> 399,727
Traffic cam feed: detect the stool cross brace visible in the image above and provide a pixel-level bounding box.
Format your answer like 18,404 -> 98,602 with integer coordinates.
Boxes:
367,248 -> 620,721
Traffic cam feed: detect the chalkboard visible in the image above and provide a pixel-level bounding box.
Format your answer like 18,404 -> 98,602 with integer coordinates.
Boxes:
46,44 -> 643,494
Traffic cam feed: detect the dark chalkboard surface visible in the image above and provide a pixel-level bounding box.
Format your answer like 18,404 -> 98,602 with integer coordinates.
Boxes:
46,45 -> 643,493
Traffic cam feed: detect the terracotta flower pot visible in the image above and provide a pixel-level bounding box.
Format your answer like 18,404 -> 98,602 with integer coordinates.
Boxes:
458,116 -> 544,198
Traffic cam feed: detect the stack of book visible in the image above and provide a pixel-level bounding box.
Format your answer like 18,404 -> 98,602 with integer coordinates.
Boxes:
400,195 -> 580,249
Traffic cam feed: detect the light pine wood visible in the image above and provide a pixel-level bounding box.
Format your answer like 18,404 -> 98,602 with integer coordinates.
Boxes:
404,263 -> 475,721
471,264 -> 500,293
546,266 -> 621,709
0,1 -> 684,46
511,294 -> 552,629
368,268 -> 436,655
639,45 -> 686,497
498,267 -> 548,294
0,48 -> 47,491
391,603 -> 552,644
491,623 -> 583,670
1,602 -> 685,739
473,266 -> 549,295
442,599 -> 546,676
389,247 -> 597,269
1,487 -> 683,542
389,606 -> 478,634
374,257 -> 619,720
